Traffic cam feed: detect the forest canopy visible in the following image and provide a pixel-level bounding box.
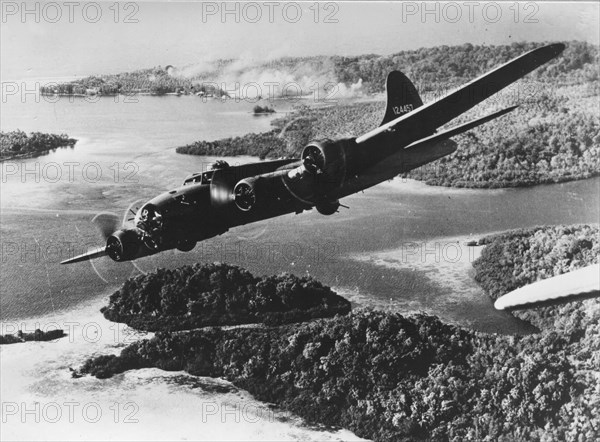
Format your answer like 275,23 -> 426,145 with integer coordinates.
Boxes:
101,262 -> 351,331
0,130 -> 77,160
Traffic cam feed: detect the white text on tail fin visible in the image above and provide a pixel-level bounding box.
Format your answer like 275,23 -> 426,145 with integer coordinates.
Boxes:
380,71 -> 423,126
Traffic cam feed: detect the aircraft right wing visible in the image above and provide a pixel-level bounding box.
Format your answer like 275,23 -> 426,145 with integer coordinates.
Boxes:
356,43 -> 565,145
494,263 -> 600,311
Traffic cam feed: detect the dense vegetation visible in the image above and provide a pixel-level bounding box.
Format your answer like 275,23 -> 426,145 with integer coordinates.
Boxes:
176,129 -> 286,159
0,130 -> 77,160
333,41 -> 598,93
80,223 -> 599,441
407,92 -> 600,187
0,328 -> 65,344
101,263 -> 351,331
38,68 -> 229,97
474,224 -> 600,331
473,224 -> 600,439
80,309 -> 584,441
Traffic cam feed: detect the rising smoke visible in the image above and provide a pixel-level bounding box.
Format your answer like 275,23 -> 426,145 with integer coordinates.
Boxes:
169,50 -> 364,100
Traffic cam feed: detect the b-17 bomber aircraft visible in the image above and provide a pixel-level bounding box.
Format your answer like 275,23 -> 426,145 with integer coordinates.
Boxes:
62,43 -> 566,265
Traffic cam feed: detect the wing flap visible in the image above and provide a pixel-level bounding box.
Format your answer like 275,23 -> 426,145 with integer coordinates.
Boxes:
404,105 -> 518,151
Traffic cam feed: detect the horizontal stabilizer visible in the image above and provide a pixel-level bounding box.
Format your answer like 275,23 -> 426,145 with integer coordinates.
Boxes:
404,105 -> 518,151
494,263 -> 600,310
60,246 -> 107,264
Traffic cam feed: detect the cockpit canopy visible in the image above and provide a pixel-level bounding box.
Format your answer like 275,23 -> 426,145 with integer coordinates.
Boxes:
183,171 -> 213,186
182,160 -> 230,186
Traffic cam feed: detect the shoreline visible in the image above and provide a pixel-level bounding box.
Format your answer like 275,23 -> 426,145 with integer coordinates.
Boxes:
346,232 -> 538,335
0,295 -> 367,441
1,148 -> 58,163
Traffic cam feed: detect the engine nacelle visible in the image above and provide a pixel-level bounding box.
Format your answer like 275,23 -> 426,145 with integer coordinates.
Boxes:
301,140 -> 344,183
300,139 -> 359,193
232,171 -> 292,213
316,200 -> 340,215
106,229 -> 144,262
280,139 -> 359,206
176,240 -> 197,252
233,178 -> 258,211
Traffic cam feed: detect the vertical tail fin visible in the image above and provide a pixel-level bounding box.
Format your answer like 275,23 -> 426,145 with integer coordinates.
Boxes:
380,71 -> 423,126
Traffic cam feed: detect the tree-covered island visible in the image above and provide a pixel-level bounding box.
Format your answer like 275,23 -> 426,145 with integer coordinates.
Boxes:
0,130 -> 77,161
101,262 -> 351,331
78,223 -> 599,441
253,105 -> 276,114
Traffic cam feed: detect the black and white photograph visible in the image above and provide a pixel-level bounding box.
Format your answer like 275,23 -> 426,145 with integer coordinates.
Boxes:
1,1 -> 599,440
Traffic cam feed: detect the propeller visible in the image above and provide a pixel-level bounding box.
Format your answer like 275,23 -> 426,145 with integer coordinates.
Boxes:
302,144 -> 326,174
92,212 -> 121,240
60,201 -> 145,265
60,212 -> 120,264
234,181 -> 256,211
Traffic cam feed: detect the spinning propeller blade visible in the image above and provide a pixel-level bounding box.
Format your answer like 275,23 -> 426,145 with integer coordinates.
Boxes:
92,213 -> 121,240
60,246 -> 107,264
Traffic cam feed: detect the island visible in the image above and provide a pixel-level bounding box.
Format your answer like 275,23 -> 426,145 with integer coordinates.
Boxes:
253,105 -> 276,115
101,262 -> 351,331
77,223 -> 599,441
38,70 -> 229,97
0,130 -> 77,162
0,328 -> 66,345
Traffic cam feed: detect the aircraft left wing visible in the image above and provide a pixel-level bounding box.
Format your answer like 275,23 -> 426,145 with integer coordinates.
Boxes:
356,43 -> 565,145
